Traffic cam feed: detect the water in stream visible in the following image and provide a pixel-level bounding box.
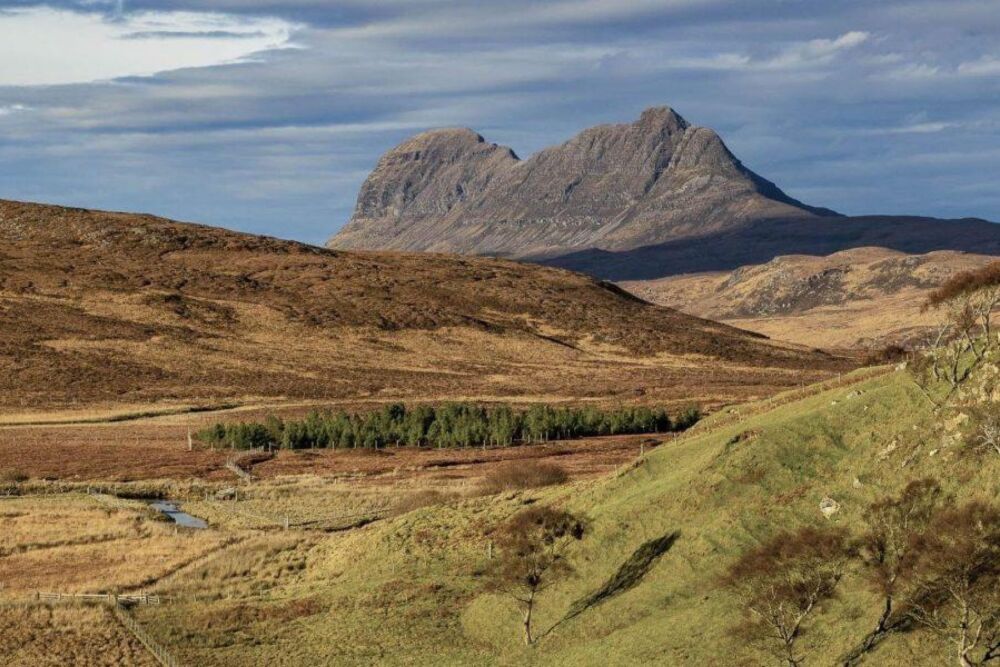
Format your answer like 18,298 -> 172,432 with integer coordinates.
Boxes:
149,501 -> 208,529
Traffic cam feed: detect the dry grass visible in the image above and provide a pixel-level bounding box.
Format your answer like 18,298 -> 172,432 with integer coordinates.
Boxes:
0,199 -> 848,414
0,603 -> 157,666
0,495 -> 227,595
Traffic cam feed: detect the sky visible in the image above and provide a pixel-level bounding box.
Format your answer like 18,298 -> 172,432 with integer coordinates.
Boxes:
0,1 -> 998,245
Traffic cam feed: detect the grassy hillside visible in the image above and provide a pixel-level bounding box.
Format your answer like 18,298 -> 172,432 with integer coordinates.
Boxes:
131,363 -> 999,665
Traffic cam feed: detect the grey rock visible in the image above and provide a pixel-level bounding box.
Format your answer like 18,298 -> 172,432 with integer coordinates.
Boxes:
819,497 -> 841,518
330,106 -> 836,258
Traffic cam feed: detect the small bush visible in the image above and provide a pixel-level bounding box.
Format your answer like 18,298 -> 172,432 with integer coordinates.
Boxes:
392,490 -> 451,515
479,460 -> 568,494
0,469 -> 28,484
862,344 -> 909,366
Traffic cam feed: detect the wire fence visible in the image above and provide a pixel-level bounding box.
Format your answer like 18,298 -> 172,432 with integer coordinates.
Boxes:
113,601 -> 181,667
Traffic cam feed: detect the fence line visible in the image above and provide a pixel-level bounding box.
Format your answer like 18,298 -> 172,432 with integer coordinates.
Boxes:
36,591 -> 161,605
224,447 -> 274,483
32,591 -> 178,666
614,367 -> 899,479
685,366 -> 896,438
113,601 -> 181,667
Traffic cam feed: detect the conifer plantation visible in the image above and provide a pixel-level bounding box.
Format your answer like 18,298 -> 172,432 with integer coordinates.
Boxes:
197,403 -> 699,450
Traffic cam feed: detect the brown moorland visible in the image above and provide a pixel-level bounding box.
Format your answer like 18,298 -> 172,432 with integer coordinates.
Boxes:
0,198 -> 849,416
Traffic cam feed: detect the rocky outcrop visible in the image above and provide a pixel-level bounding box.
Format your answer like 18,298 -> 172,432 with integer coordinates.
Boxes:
621,248 -> 1000,349
329,107 -> 837,258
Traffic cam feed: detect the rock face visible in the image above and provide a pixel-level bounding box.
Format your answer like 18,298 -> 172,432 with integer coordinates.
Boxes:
330,107 -> 837,258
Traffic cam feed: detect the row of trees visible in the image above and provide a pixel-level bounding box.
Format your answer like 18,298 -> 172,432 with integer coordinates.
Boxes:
196,402 -> 701,451
725,479 -> 1000,667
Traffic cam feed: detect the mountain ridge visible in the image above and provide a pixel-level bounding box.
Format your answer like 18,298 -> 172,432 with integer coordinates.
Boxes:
329,106 -> 839,258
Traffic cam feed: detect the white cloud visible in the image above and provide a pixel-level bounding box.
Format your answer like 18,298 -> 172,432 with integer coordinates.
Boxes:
0,7 -> 299,86
763,31 -> 870,69
885,121 -> 957,134
628,31 -> 871,74
957,56 -> 1000,77
0,104 -> 31,116
879,62 -> 941,80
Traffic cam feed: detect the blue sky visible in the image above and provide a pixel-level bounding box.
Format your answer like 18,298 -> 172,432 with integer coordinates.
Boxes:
1,0 -> 998,245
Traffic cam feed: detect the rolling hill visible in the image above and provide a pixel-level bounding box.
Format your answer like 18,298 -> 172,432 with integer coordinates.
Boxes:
128,357 -> 1000,665
0,198 -> 845,413
622,248 -> 1000,348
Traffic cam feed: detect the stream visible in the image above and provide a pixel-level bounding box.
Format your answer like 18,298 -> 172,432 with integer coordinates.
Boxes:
149,500 -> 208,529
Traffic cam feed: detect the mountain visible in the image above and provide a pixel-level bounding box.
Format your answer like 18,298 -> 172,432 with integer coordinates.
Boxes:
622,247 -> 999,348
329,106 -> 838,258
0,199 -> 846,412
329,107 -> 1000,283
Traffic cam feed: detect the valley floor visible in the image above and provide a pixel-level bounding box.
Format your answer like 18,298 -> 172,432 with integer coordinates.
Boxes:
1,365 -> 997,665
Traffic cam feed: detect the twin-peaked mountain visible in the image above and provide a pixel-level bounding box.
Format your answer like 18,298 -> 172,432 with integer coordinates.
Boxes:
329,107 -> 837,259
329,107 -> 1000,279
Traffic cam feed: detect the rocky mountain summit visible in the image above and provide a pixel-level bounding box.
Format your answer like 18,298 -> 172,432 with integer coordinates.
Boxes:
329,107 -> 837,258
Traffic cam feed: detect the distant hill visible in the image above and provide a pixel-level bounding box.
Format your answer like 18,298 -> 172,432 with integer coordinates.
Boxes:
0,199 -> 846,411
329,106 -> 838,259
541,215 -> 1000,280
622,247 -> 999,348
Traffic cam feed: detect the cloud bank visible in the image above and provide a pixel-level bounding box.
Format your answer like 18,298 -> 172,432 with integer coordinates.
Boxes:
0,0 -> 997,244
0,6 -> 297,86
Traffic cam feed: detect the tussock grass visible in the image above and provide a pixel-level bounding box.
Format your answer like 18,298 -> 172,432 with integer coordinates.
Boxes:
0,603 -> 157,666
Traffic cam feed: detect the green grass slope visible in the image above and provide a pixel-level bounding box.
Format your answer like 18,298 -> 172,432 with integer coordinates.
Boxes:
142,366 -> 999,666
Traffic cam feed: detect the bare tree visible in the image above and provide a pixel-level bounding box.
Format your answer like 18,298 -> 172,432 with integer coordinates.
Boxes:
842,478 -> 945,665
489,506 -> 585,645
723,526 -> 850,667
915,262 -> 1000,407
906,501 -> 1000,667
973,408 -> 1000,457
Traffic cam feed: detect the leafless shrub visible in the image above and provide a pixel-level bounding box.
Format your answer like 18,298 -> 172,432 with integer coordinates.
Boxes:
479,460 -> 568,494
914,262 -> 1000,407
905,501 -> 1000,667
843,479 -> 945,665
972,409 -> 1000,457
0,469 -> 28,484
863,344 -> 909,367
723,525 -> 851,667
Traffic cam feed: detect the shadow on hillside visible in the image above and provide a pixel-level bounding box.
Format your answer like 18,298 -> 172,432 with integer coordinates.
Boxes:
537,216 -> 1000,280
543,529 -> 680,640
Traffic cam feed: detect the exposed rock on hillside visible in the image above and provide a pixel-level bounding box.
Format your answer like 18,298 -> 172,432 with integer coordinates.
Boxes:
622,248 -> 999,348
